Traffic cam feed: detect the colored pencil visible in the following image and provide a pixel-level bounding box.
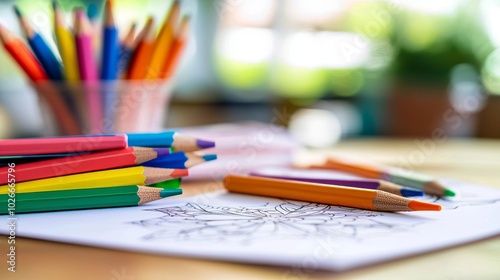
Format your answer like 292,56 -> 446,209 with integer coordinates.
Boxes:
0,134 -> 127,156
126,16 -> 155,80
0,147 -> 171,184
160,15 -> 189,79
53,1 -> 79,82
307,157 -> 455,197
14,5 -> 63,80
101,0 -> 119,80
118,22 -> 137,76
146,0 -> 179,79
142,152 -> 217,169
249,171 -> 424,197
74,8 -> 102,131
0,24 -> 47,81
0,153 -> 83,165
0,25 -> 80,135
126,131 -> 215,151
0,166 -> 188,194
150,178 -> 181,189
223,175 -> 442,212
0,186 -> 182,214
100,0 -> 120,129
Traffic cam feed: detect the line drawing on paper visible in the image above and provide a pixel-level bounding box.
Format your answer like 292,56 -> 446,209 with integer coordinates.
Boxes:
130,200 -> 421,243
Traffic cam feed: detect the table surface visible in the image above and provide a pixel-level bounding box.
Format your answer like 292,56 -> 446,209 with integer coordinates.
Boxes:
1,138 -> 500,280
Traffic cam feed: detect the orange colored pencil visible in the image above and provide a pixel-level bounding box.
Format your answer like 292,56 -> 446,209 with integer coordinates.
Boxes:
160,15 -> 189,79
314,158 -> 384,179
146,0 -> 179,80
223,175 -> 441,212
0,24 -> 47,81
126,17 -> 156,80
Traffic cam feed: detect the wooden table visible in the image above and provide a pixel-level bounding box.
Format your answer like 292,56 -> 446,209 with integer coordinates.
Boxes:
1,139 -> 500,279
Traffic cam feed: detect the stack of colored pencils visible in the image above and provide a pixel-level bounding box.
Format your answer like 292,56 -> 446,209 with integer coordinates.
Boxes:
0,132 -> 216,214
0,1 -> 190,134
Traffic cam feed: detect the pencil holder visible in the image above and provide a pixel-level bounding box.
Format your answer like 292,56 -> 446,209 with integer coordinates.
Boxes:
31,80 -> 172,135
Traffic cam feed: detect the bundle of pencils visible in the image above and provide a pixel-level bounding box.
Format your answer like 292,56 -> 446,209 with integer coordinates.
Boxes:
0,132 -> 217,214
0,1 -> 190,134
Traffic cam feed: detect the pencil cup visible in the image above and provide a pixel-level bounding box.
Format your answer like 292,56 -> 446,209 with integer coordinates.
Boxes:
32,80 -> 172,135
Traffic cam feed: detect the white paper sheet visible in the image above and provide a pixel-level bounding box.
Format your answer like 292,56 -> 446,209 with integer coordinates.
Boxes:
1,178 -> 500,271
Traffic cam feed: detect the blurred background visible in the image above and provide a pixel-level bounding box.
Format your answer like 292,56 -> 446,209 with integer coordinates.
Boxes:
0,0 -> 499,146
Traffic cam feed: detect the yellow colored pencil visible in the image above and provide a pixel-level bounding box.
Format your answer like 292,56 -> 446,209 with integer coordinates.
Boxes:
145,0 -> 179,79
0,166 -> 188,194
53,1 -> 79,83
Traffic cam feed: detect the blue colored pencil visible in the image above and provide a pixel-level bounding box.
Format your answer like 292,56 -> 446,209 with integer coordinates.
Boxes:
100,0 -> 120,131
142,152 -> 217,169
118,23 -> 137,76
14,6 -> 62,80
126,132 -> 215,151
101,0 -> 119,80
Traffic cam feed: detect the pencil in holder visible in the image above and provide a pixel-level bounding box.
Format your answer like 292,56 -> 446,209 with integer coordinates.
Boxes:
31,80 -> 172,135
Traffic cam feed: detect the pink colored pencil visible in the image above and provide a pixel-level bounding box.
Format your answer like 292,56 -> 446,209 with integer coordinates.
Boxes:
0,135 -> 127,156
74,8 -> 102,132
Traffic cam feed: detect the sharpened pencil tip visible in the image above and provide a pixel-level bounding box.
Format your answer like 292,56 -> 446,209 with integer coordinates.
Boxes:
52,0 -> 58,10
13,5 -> 22,17
171,169 -> 189,178
160,188 -> 182,198
196,139 -> 215,149
408,200 -> 442,211
154,148 -> 171,157
202,154 -> 217,162
443,189 -> 456,197
87,3 -> 99,20
400,188 -> 424,197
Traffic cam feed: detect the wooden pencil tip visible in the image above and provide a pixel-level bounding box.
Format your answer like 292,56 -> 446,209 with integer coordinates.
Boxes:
408,200 -> 442,211
52,0 -> 58,10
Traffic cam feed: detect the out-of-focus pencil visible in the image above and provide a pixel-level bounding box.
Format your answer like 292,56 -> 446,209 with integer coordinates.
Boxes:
307,157 -> 456,197
0,166 -> 189,194
14,5 -> 63,80
126,16 -> 155,80
146,0 -> 179,79
74,8 -> 102,131
0,24 -> 47,81
118,22 -> 137,76
0,25 -> 79,135
101,0 -> 119,80
0,147 -> 171,184
53,1 -> 79,83
160,15 -> 189,79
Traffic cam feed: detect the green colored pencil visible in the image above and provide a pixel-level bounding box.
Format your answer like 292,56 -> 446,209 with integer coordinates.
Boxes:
0,185 -> 182,214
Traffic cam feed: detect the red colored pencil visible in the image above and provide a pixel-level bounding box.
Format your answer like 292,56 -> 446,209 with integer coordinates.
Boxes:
0,147 -> 170,184
0,135 -> 127,156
